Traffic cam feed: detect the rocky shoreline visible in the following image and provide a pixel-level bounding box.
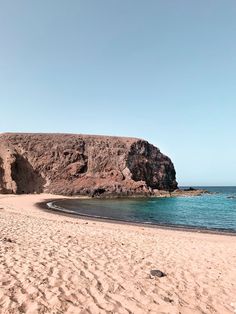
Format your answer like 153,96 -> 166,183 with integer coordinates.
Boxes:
154,187 -> 211,198
87,188 -> 211,199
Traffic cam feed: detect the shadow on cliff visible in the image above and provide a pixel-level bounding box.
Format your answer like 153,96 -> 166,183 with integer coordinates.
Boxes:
0,157 -> 5,193
11,154 -> 46,194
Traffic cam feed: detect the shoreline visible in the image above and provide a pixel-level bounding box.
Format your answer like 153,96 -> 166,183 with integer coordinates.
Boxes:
0,193 -> 236,313
38,198 -> 236,236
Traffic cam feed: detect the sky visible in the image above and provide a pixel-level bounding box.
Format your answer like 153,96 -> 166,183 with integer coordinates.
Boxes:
0,0 -> 236,186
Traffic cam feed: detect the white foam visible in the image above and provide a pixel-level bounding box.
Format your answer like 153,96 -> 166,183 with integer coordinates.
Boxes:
46,201 -> 77,214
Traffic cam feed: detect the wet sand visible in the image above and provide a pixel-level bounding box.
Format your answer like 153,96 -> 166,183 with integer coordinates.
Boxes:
0,194 -> 236,313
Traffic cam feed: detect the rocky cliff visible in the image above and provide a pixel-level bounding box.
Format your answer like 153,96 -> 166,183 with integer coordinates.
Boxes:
0,133 -> 177,196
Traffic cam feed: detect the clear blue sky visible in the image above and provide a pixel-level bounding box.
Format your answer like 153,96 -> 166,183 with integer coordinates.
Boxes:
0,0 -> 236,186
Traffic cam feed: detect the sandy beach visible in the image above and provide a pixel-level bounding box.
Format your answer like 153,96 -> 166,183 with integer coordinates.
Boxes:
0,194 -> 236,314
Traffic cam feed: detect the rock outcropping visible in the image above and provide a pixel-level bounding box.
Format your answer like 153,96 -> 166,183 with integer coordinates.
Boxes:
0,133 -> 177,196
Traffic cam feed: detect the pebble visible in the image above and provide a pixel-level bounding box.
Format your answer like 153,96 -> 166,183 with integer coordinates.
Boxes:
150,269 -> 166,278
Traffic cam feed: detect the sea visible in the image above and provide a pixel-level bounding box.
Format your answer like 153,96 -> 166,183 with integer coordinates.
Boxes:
47,187 -> 236,233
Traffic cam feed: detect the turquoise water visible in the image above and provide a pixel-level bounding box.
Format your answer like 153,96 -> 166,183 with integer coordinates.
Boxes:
50,187 -> 236,232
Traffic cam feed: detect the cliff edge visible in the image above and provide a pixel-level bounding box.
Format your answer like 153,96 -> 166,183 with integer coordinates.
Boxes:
0,133 -> 177,196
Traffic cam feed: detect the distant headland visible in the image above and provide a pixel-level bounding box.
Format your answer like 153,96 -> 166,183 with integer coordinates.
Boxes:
0,132 -> 206,197
0,132 -> 177,196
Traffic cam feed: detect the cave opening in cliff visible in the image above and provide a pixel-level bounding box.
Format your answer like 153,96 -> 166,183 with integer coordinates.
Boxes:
11,154 -> 45,194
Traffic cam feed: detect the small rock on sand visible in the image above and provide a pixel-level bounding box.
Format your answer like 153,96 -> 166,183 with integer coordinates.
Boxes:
150,269 -> 166,278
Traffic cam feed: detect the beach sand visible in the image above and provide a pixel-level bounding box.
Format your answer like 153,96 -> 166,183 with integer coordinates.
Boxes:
0,194 -> 236,314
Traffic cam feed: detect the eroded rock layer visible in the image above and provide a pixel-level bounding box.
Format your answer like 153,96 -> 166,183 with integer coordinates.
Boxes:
0,133 -> 177,196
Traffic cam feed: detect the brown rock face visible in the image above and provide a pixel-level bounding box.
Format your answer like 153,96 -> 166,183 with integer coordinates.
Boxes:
0,133 -> 177,196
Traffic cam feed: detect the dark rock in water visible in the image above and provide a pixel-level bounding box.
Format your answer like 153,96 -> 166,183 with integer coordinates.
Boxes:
150,269 -> 166,278
227,195 -> 236,199
0,133 -> 177,196
184,187 -> 196,191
